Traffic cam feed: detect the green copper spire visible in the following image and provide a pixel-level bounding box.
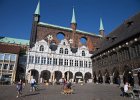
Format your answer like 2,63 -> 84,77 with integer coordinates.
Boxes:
71,7 -> 76,23
35,1 -> 40,15
99,18 -> 104,31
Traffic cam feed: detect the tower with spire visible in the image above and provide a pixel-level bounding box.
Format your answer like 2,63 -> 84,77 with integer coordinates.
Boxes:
30,1 -> 40,48
71,7 -> 77,31
70,7 -> 78,47
99,18 -> 105,37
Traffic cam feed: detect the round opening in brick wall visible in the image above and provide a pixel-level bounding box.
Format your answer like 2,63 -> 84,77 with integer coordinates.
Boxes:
56,32 -> 65,41
80,37 -> 87,44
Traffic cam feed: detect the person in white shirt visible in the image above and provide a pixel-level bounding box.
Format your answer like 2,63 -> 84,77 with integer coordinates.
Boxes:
124,82 -> 136,98
30,77 -> 36,92
124,82 -> 129,92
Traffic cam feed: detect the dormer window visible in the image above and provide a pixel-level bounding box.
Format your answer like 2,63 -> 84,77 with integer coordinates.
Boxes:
106,37 -> 110,40
65,48 -> 68,54
82,51 -> 85,56
112,36 -> 117,42
60,48 -> 63,54
40,45 -> 44,51
127,21 -> 134,27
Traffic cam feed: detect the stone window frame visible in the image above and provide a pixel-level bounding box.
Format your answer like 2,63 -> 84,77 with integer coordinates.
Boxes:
65,48 -> 68,54
39,45 -> 44,51
82,51 -> 86,56
59,48 -> 63,54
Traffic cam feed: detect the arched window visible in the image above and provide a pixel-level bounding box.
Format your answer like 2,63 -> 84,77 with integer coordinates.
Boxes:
60,48 -> 63,54
65,48 -> 68,54
40,45 -> 44,51
82,51 -> 85,56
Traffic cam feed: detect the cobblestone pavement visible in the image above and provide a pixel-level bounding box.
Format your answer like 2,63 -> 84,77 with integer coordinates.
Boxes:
0,83 -> 136,100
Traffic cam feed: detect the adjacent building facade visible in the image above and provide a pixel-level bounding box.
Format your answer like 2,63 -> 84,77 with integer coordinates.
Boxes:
26,1 -> 102,83
91,12 -> 140,85
0,37 -> 29,84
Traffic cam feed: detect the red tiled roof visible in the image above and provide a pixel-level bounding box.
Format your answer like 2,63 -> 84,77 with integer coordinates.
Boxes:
0,43 -> 20,54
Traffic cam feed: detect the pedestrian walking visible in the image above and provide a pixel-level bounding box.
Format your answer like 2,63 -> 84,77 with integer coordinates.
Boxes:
16,79 -> 23,98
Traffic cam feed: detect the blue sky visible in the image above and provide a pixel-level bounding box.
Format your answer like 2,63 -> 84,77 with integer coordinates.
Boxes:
0,0 -> 140,40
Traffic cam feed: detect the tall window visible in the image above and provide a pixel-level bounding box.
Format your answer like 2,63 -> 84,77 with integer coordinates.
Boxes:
4,54 -> 10,61
82,51 -> 85,56
84,61 -> 87,67
59,59 -> 63,66
53,58 -> 57,65
59,48 -> 63,54
0,53 -> 4,61
35,57 -> 40,64
10,54 -> 16,61
64,59 -> 68,66
47,58 -> 52,65
65,48 -> 68,54
41,57 -> 46,64
40,45 -> 44,51
75,60 -> 78,67
29,56 -> 34,64
89,62 -> 91,68
70,60 -> 73,66
80,61 -> 83,67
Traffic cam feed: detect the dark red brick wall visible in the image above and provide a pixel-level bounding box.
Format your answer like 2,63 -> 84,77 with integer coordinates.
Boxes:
36,25 -> 100,52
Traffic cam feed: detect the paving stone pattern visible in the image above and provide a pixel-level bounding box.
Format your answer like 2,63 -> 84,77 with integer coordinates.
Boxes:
0,83 -> 134,100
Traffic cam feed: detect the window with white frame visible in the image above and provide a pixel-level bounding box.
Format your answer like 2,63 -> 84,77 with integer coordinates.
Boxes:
41,57 -> 46,64
75,60 -> 78,67
40,45 -> 44,51
84,61 -> 87,67
70,60 -> 73,66
64,59 -> 68,66
53,58 -> 57,65
80,61 -> 83,67
65,48 -> 68,54
47,58 -> 52,65
29,56 -> 34,64
82,51 -> 85,56
59,48 -> 63,54
59,59 -> 63,66
89,62 -> 92,68
0,53 -> 4,61
4,54 -> 10,61
35,56 -> 40,64
10,54 -> 16,61
3,64 -> 8,70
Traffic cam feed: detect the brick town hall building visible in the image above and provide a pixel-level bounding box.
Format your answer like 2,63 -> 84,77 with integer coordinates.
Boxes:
26,1 -> 103,83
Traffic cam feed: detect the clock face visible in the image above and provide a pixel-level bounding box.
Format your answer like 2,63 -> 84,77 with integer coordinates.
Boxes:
34,17 -> 38,21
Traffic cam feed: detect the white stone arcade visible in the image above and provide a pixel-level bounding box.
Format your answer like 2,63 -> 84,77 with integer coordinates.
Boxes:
26,39 -> 92,83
